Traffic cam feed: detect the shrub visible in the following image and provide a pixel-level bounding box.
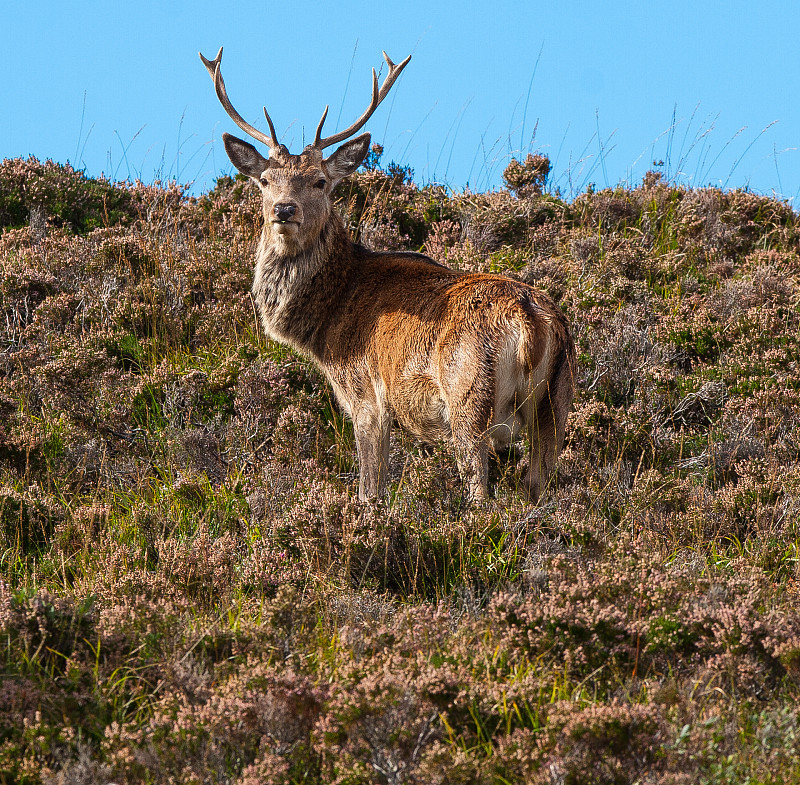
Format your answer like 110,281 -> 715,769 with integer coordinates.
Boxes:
502,153 -> 551,197
0,157 -> 138,234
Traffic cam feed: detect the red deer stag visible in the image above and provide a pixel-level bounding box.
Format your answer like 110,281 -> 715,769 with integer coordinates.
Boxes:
200,47 -> 575,503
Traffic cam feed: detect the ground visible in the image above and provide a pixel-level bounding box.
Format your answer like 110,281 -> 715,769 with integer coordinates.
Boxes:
1,155 -> 799,783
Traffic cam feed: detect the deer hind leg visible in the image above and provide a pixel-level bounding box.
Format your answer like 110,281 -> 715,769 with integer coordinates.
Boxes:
450,403 -> 492,503
523,392 -> 558,503
523,357 -> 572,503
453,431 -> 490,503
353,402 -> 391,501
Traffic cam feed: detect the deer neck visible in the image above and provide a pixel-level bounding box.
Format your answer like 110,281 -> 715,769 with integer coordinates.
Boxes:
251,211 -> 352,356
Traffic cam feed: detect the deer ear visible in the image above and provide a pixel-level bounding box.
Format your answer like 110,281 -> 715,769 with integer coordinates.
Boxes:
223,132 -> 269,179
324,134 -> 371,185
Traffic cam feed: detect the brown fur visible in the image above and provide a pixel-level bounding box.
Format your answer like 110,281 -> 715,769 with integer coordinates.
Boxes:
207,68 -> 575,503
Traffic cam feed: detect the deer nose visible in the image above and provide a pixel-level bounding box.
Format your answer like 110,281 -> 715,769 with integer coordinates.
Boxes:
273,203 -> 297,222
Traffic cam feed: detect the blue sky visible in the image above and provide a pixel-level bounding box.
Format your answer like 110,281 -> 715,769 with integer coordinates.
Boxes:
3,1 -> 799,201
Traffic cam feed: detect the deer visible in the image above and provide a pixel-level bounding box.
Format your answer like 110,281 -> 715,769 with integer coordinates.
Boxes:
199,47 -> 575,504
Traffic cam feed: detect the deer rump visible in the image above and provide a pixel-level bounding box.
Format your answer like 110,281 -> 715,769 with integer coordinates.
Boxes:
200,47 -> 575,503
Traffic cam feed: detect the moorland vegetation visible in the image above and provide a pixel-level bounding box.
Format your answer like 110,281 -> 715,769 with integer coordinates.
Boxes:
1,150 -> 800,783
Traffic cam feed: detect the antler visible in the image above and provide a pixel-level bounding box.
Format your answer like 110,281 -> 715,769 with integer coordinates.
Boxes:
199,47 -> 280,150
313,51 -> 411,150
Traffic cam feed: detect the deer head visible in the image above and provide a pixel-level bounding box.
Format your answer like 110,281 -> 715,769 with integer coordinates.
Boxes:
199,48 -> 410,253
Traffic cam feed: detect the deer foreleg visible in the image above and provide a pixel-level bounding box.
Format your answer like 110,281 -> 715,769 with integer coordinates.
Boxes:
353,403 -> 391,501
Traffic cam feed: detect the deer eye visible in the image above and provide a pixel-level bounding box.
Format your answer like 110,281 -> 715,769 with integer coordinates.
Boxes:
259,177 -> 270,187
314,178 -> 327,189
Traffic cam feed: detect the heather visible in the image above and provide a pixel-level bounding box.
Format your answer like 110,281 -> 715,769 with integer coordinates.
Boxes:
1,153 -> 799,784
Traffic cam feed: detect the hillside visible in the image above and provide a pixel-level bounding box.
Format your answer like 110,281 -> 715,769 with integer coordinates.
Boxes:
1,153 -> 800,783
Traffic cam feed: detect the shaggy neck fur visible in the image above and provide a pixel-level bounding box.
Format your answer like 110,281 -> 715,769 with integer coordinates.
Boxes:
251,210 -> 353,358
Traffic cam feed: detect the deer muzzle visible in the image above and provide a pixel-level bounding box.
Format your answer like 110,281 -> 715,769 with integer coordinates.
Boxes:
273,203 -> 297,223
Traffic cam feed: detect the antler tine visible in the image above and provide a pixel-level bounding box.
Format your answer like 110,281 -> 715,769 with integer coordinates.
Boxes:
312,105 -> 330,147
263,107 -> 279,147
199,47 -> 280,150
315,51 -> 411,150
